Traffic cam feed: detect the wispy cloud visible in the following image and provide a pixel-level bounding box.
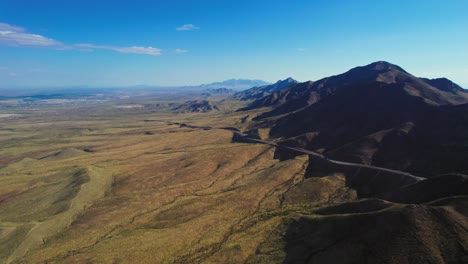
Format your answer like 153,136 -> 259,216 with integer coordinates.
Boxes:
175,48 -> 188,54
176,24 -> 199,31
0,22 -> 63,47
0,22 -> 162,56
296,48 -> 307,52
75,44 -> 161,56
0,22 -> 25,32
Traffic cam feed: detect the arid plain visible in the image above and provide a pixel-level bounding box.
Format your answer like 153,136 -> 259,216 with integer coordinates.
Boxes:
0,94 -> 320,263
1,65 -> 467,264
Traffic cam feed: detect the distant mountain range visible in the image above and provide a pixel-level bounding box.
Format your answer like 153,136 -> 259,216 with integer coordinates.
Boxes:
0,79 -> 271,96
195,79 -> 270,90
203,88 -> 236,95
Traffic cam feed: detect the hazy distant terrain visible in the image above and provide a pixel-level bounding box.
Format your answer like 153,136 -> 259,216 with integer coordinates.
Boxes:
0,63 -> 467,264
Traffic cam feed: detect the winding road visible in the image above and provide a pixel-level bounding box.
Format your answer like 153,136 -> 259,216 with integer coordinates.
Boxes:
147,120 -> 426,182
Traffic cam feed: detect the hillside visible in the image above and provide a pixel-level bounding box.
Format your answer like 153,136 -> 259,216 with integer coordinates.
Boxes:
250,197 -> 468,264
244,61 -> 468,177
173,100 -> 220,113
232,78 -> 298,101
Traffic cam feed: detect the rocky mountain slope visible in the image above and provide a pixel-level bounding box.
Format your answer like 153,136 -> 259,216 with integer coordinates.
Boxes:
232,77 -> 298,101
173,100 -> 220,113
242,61 -> 468,177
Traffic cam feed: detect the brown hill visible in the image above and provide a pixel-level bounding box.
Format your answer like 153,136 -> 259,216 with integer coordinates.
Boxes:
173,100 -> 220,113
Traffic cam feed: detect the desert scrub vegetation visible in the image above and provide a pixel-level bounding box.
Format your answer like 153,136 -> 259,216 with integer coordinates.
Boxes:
0,104 -> 359,263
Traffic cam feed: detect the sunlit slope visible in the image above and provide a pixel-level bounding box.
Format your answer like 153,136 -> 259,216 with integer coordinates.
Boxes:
17,130 -> 310,263
0,110 -> 309,263
0,146 -> 112,263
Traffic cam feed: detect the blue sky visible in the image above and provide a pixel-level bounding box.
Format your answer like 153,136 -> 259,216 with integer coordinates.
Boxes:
1,0 -> 468,88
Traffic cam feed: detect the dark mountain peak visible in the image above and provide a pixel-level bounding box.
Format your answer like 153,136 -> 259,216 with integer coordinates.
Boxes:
295,80 -> 315,90
232,77 -> 298,101
365,61 -> 405,72
340,61 -> 407,79
421,77 -> 465,93
274,77 -> 298,86
243,61 -> 468,118
315,61 -> 408,88
284,77 -> 297,83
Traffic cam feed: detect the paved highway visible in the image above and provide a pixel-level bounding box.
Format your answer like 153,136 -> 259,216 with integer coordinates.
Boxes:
153,120 -> 426,182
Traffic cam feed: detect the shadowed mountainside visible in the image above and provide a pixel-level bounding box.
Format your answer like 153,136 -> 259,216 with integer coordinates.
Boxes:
285,197 -> 468,264
247,197 -> 468,264
232,78 -> 298,101
243,61 -> 468,177
173,100 -> 220,113
246,61 -> 468,119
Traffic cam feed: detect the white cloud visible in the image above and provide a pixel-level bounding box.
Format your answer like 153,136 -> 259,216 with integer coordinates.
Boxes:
297,48 -> 307,52
176,24 -> 199,31
175,48 -> 188,54
0,30 -> 63,47
8,72 -> 17,77
113,46 -> 161,55
0,22 -> 25,32
74,44 -> 161,56
0,22 -> 63,47
0,22 -> 162,56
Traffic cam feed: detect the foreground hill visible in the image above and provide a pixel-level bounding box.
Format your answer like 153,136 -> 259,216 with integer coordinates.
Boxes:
250,197 -> 468,264
244,61 -> 468,177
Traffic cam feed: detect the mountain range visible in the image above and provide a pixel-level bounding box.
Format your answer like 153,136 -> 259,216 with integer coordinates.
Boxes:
231,61 -> 468,263
239,61 -> 468,178
196,79 -> 270,90
231,77 -> 298,101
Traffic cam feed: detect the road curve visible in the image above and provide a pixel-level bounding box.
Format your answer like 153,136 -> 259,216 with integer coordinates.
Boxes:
151,120 -> 426,182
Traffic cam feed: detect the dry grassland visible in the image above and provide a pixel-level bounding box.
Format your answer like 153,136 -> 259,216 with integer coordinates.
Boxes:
0,105 -> 339,264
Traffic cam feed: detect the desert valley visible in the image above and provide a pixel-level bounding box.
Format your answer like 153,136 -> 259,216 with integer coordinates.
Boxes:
1,61 -> 467,263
